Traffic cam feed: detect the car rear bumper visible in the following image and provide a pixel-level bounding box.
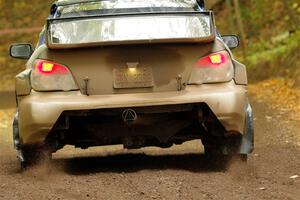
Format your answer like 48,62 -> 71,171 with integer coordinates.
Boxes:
17,81 -> 248,146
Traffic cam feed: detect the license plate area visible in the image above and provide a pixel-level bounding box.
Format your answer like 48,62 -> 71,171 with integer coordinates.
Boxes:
113,67 -> 154,89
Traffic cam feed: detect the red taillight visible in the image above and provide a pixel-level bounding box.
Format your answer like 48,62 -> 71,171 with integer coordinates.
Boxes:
35,60 -> 69,75
196,52 -> 227,68
189,50 -> 234,84
31,59 -> 78,91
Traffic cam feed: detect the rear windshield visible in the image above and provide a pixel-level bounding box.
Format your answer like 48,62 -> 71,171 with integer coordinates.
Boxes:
55,0 -> 201,18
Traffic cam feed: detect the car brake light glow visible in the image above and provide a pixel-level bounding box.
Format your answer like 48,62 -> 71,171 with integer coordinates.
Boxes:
35,60 -> 69,75
196,52 -> 226,68
209,54 -> 224,64
41,63 -> 54,72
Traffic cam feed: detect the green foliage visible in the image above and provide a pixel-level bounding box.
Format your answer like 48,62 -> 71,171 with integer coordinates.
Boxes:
216,0 -> 300,81
219,0 -> 300,39
247,31 -> 300,65
0,0 -> 53,89
0,1 -> 53,29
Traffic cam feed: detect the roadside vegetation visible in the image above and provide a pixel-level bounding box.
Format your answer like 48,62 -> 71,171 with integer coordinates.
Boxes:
213,0 -> 300,122
216,0 -> 300,85
0,1 -> 52,90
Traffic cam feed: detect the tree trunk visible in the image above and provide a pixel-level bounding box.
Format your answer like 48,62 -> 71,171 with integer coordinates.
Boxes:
226,0 -> 234,32
232,0 -> 247,60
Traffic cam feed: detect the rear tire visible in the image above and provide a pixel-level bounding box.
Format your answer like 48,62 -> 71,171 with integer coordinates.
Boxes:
204,148 -> 248,172
19,148 -> 52,171
204,146 -> 230,166
238,154 -> 248,162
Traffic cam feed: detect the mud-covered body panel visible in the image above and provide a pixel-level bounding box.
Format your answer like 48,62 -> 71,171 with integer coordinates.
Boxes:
34,40 -> 226,95
17,81 -> 247,146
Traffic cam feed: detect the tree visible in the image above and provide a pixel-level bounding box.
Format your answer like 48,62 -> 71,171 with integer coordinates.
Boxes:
232,0 -> 247,60
225,0 -> 234,32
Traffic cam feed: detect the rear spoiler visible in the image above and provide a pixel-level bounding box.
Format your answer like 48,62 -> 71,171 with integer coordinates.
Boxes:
46,11 -> 216,49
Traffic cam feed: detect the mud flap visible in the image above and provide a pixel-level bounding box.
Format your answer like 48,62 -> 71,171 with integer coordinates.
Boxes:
13,112 -> 21,150
13,112 -> 27,166
239,104 -> 254,154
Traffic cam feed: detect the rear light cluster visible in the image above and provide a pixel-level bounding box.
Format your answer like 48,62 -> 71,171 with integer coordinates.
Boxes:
31,60 -> 78,91
189,50 -> 234,84
35,60 -> 69,74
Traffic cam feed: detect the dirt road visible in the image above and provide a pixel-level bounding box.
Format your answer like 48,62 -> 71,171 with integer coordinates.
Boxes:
0,95 -> 299,200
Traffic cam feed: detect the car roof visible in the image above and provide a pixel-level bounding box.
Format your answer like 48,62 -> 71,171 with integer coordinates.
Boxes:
53,0 -> 205,19
57,0 -> 97,6
56,0 -> 201,7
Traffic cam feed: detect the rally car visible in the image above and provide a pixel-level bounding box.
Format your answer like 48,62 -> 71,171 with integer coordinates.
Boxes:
10,0 -> 253,168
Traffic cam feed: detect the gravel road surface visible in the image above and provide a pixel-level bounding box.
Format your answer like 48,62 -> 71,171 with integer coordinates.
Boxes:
0,94 -> 299,200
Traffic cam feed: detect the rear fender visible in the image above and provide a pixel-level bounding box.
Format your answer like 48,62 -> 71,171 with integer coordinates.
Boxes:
15,69 -> 32,96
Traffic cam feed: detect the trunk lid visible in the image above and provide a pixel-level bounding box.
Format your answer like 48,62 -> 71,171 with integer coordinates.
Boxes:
39,43 -> 216,95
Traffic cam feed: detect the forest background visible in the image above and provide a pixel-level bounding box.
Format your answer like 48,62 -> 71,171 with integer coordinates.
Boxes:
0,0 -> 299,91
